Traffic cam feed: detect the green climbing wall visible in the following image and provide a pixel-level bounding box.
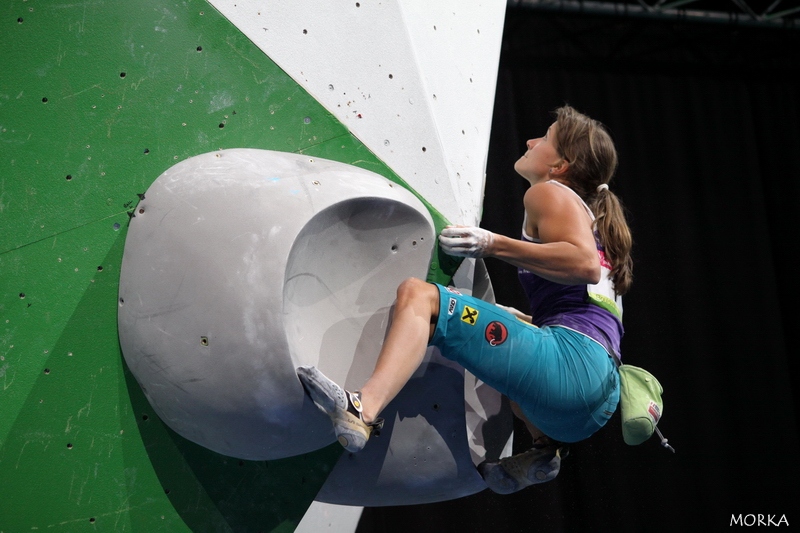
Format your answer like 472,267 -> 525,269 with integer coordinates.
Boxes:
0,0 -> 454,530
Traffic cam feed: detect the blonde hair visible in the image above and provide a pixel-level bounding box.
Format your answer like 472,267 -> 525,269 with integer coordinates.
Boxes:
553,105 -> 633,295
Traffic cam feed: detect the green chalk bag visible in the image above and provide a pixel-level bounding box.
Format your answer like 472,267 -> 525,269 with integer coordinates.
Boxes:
617,364 -> 674,452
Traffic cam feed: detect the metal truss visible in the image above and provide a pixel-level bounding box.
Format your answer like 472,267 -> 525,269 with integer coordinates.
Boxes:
509,0 -> 800,27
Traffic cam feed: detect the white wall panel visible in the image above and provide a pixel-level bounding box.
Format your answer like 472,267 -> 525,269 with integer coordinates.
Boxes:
207,0 -> 506,225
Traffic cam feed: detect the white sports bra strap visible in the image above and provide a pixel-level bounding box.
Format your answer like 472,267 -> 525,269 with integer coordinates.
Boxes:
546,180 -> 595,222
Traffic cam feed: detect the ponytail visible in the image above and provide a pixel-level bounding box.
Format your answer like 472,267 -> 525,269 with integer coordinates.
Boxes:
591,188 -> 633,296
553,105 -> 633,296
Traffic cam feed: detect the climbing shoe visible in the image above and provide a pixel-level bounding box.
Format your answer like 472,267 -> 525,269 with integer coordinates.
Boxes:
478,440 -> 567,494
297,365 -> 383,453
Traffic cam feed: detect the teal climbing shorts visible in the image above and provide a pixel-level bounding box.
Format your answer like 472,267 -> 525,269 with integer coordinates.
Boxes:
429,283 -> 619,443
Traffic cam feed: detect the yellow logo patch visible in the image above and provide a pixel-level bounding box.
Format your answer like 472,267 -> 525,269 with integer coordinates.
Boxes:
461,305 -> 479,325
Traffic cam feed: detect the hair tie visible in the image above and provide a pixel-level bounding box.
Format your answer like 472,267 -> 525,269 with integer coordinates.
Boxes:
597,183 -> 609,192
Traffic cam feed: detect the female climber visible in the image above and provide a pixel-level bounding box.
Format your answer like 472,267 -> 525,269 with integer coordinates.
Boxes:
298,104 -> 633,494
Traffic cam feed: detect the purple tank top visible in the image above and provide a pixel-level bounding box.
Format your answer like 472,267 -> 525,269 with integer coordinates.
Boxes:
517,232 -> 624,357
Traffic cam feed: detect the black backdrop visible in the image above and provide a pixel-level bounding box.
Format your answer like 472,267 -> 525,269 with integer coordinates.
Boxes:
357,8 -> 800,532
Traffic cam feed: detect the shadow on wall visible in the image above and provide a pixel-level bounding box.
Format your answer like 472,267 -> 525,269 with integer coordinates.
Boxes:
0,233 -> 337,531
122,358 -> 342,532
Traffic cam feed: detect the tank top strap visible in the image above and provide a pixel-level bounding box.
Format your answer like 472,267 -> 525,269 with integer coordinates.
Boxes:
546,180 -> 595,222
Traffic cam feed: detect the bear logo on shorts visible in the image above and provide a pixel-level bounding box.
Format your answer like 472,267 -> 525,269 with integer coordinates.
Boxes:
485,321 -> 508,346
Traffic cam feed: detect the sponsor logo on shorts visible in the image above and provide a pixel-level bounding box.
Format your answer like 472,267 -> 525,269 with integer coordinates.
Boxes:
445,286 -> 462,295
460,305 -> 479,325
485,321 -> 508,346
447,297 -> 457,315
